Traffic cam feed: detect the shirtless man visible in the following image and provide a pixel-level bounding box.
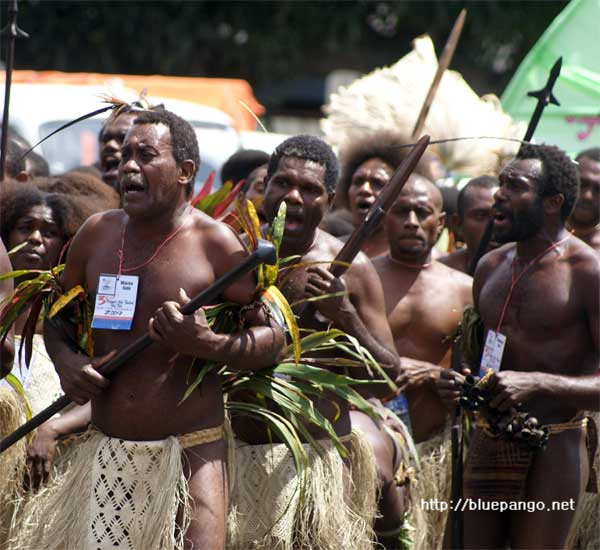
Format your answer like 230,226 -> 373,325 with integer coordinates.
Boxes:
568,147 -> 600,252
43,109 -> 284,550
231,135 -> 402,549
371,175 -> 472,549
440,176 -> 499,274
440,144 -> 600,549
373,175 -> 473,443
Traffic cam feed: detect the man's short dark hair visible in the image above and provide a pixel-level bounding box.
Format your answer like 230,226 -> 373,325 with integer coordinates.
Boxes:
456,176 -> 499,220
516,144 -> 579,221
0,183 -> 75,248
576,147 -> 600,163
221,149 -> 270,190
267,135 -> 339,193
133,109 -> 200,193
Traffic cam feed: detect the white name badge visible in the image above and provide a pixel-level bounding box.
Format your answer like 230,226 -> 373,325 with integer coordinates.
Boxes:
480,329 -> 507,373
91,274 -> 139,330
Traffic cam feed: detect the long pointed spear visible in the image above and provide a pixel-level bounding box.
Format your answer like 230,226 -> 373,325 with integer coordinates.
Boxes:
411,8 -> 467,140
521,57 -> 562,145
0,0 -> 28,182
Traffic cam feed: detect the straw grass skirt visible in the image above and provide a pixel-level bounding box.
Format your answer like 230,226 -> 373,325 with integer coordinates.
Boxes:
0,388 -> 27,549
227,430 -> 377,550
566,411 -> 600,550
409,426 -> 451,550
8,428 -> 196,550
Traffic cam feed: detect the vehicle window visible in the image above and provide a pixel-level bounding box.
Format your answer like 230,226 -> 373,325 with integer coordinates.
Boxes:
39,119 -> 103,174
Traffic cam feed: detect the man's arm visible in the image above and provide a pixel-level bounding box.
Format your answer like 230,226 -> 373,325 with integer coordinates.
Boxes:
305,254 -> 401,380
489,253 -> 600,412
148,222 -> 285,371
44,214 -> 111,404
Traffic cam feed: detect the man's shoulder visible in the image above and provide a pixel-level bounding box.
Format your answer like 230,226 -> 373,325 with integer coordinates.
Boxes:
432,260 -> 472,286
438,248 -> 468,272
568,236 -> 600,281
75,208 -> 123,239
310,229 -> 345,260
189,209 -> 241,244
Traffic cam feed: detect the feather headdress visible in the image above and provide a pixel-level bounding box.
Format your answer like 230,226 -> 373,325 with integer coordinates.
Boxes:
321,36 -> 526,177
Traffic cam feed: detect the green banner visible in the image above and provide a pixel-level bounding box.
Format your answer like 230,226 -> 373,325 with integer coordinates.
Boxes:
502,0 -> 600,155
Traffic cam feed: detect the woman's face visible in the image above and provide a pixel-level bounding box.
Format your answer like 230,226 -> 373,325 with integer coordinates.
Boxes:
8,204 -> 65,270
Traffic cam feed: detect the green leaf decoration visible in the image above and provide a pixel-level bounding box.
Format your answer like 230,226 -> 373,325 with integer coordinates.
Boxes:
4,373 -> 33,422
48,285 -> 85,319
261,285 -> 301,364
264,202 -> 286,287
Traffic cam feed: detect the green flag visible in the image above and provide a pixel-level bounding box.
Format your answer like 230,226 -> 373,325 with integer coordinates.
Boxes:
502,0 -> 600,155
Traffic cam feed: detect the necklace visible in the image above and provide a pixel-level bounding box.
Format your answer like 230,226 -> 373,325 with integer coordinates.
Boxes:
117,210 -> 190,276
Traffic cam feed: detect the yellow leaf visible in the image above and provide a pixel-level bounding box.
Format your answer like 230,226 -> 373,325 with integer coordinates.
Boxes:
262,286 -> 301,364
48,285 -> 85,319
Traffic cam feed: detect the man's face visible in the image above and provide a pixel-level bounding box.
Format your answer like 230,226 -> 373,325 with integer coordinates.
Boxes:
493,158 -> 545,243
570,156 -> 600,228
384,177 -> 445,260
8,205 -> 64,270
459,185 -> 499,253
99,112 -> 137,190
243,165 -> 268,222
263,156 -> 330,245
119,123 -> 186,218
347,158 -> 394,226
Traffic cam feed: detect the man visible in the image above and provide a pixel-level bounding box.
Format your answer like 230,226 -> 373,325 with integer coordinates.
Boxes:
568,147 -> 600,252
440,176 -> 500,273
229,135 -> 402,550
240,163 -> 268,222
98,106 -> 142,190
36,109 -> 284,550
335,131 -> 415,258
440,144 -> 599,550
372,174 -> 473,550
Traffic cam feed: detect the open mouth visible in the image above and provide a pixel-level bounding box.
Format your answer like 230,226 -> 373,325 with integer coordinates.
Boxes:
122,179 -> 146,196
284,210 -> 304,231
355,199 -> 374,214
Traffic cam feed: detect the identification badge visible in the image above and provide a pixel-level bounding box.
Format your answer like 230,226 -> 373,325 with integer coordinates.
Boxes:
91,274 -> 139,330
480,330 -> 506,373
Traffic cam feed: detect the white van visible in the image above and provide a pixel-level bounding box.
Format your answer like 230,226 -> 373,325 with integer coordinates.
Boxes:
2,83 -> 243,190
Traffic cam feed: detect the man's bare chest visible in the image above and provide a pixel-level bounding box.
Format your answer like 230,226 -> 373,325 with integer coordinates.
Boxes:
479,264 -> 574,334
387,285 -> 463,342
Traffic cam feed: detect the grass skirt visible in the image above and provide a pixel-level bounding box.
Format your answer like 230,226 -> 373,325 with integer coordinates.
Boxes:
409,426 -> 451,550
227,430 -> 377,550
8,428 -> 190,550
0,388 -> 27,550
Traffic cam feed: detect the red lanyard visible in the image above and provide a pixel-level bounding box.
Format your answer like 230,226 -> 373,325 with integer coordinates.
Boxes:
495,235 -> 570,333
117,213 -> 189,276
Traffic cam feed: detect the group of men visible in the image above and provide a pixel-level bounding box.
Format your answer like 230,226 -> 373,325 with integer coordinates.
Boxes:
0,99 -> 598,550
